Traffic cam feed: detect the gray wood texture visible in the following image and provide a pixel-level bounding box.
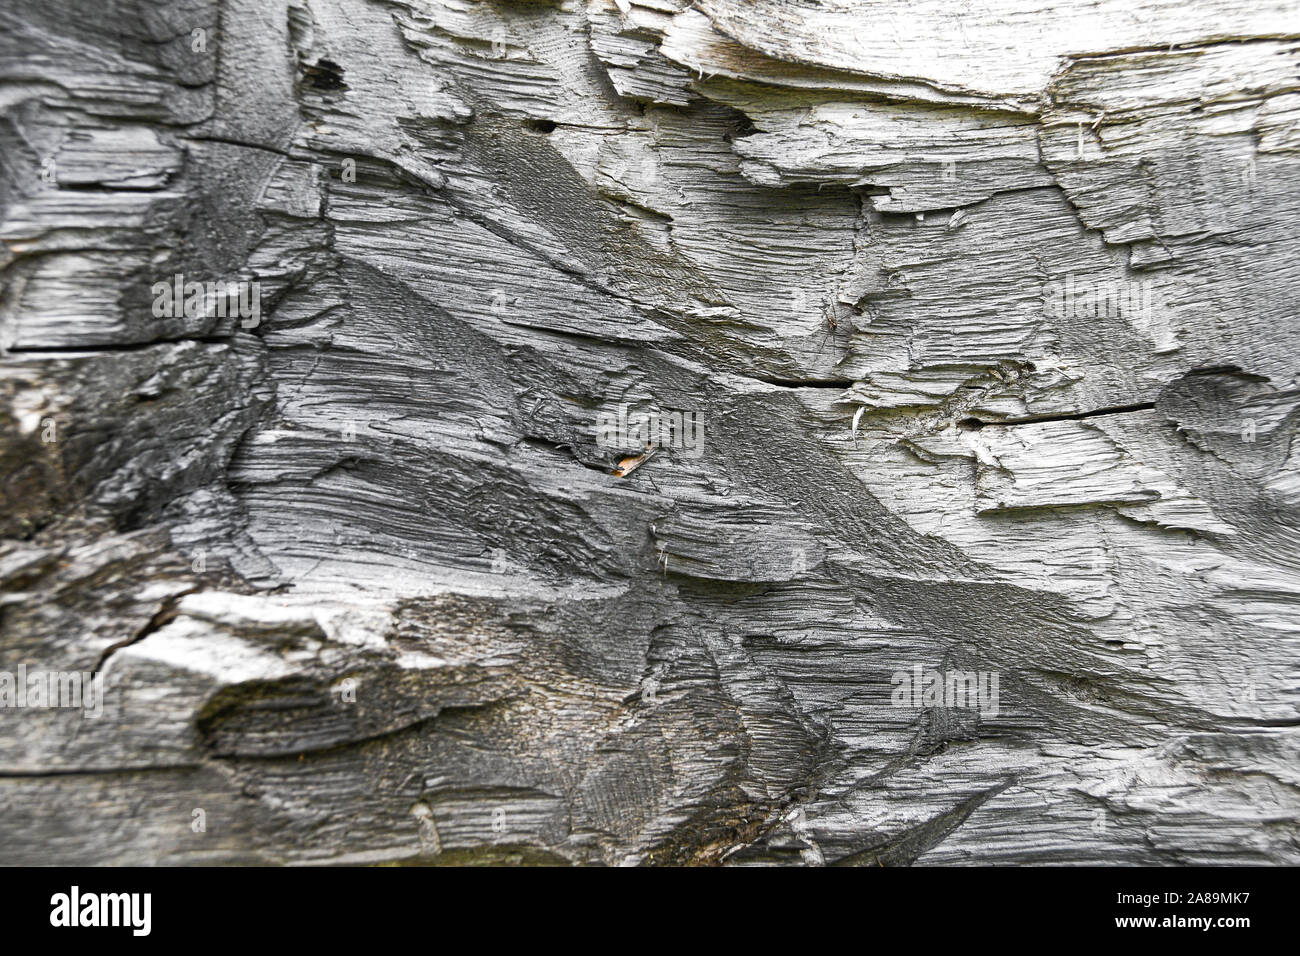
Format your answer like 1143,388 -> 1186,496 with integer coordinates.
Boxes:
1,0 -> 1298,865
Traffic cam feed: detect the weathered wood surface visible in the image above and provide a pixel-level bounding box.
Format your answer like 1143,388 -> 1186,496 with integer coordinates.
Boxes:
1,0 -> 1298,865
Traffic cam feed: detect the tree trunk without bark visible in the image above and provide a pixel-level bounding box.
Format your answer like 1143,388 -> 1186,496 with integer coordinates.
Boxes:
1,0 -> 1299,865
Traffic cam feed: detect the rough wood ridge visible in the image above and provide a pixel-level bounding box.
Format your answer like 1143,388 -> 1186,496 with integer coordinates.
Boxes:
1,0 -> 1298,865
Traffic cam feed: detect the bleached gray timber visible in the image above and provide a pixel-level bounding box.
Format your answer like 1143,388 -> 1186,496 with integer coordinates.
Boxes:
0,0 -> 1298,865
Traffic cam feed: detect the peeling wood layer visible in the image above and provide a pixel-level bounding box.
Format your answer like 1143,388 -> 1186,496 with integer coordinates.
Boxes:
1,0 -> 1298,866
